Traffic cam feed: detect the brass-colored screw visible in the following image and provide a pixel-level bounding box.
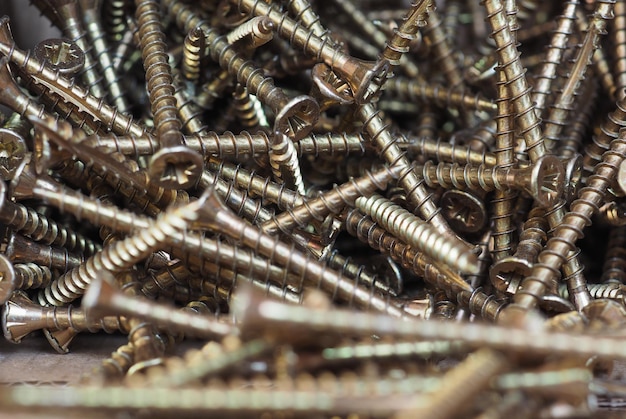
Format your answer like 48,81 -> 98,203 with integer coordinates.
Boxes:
491,68 -> 516,261
416,155 -> 564,208
233,286 -> 626,360
226,16 -> 274,49
134,0 -> 204,189
165,0 -> 320,141
260,165 -> 397,236
2,291 -> 124,345
0,20 -> 150,137
268,131 -> 306,195
542,1 -> 614,151
3,231 -> 84,273
181,26 -> 205,83
83,273 -> 235,339
79,0 -> 132,113
395,349 -> 508,419
531,0 -> 579,117
231,0 -> 390,104
613,0 -> 626,101
483,0 -> 545,162
39,0 -> 108,99
354,193 -> 479,274
385,78 -> 497,113
507,127 -> 626,313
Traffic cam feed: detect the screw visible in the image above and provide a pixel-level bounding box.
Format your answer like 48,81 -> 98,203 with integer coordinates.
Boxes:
36,185 -> 219,306
491,68 -> 517,261
542,1 -> 614,151
0,20 -> 150,137
354,193 -> 479,274
600,226 -> 626,284
576,8 -> 617,102
142,338 -> 270,388
2,291 -> 124,345
506,128 -> 626,314
490,207 -> 548,294
83,272 -> 235,339
226,16 -> 274,50
260,165 -> 398,236
385,78 -> 497,113
230,0 -> 390,104
440,189 -> 489,234
233,285 -> 626,360
416,155 -> 565,208
32,38 -> 85,76
483,0 -> 545,163
79,0 -> 132,113
396,349 -> 508,419
613,0 -> 626,101
134,0 -> 204,190
530,1 -> 579,116
39,0 -> 108,99
404,134 -> 497,166
101,0 -> 131,43
379,0 -> 433,72
181,26 -> 205,83
0,113 -> 29,181
344,208 -> 472,295
165,0 -> 321,140
188,185 -> 408,316
0,180 -> 98,255
268,131 -> 306,195
3,231 -> 84,273
357,103 -> 457,237
229,84 -> 269,129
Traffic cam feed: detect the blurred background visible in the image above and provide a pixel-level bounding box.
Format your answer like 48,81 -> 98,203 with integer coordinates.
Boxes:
0,1 -> 60,48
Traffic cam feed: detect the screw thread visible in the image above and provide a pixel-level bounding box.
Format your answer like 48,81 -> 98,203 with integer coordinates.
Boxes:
53,1 -> 107,99
358,104 -> 449,234
263,165 -> 396,235
406,134 -> 496,166
386,78 -> 497,113
182,26 -> 205,82
513,132 -> 626,309
422,9 -> 464,87
286,0 -> 329,40
207,158 -> 303,211
0,34 -> 149,137
14,263 -> 52,290
269,132 -> 306,195
83,7 -> 131,113
601,226 -> 626,284
226,16 -> 274,49
135,0 -> 181,137
532,0 -> 578,115
355,194 -> 479,274
173,76 -> 208,135
39,199 -> 203,306
101,0 -> 130,43
380,0 -> 433,65
231,85 -> 267,129
483,0 -> 545,163
558,75 -> 598,158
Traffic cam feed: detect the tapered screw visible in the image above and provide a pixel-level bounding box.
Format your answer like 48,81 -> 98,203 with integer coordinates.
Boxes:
83,273 -> 235,339
355,194 -> 479,274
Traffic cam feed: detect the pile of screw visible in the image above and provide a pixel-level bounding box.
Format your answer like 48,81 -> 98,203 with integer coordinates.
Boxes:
4,0 -> 626,417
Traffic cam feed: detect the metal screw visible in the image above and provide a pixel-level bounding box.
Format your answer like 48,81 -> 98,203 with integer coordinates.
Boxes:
83,272 -> 235,339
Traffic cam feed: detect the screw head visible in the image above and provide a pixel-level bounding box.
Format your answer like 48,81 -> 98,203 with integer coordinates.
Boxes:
149,144 -> 204,190
33,38 -> 85,76
273,95 -> 320,141
440,190 -> 487,233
